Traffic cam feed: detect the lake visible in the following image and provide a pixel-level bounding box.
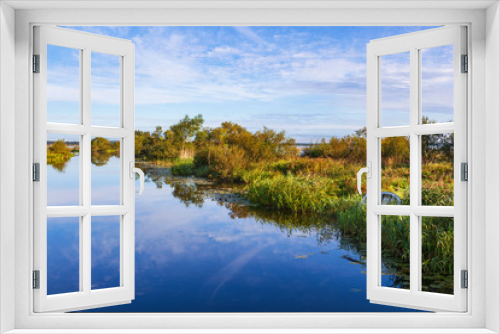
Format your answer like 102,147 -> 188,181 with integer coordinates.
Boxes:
47,156 -> 416,312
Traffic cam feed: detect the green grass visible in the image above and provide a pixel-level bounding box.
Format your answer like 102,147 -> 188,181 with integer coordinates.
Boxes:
337,203 -> 453,279
242,159 -> 454,280
246,174 -> 338,214
171,158 -> 210,177
158,155 -> 455,280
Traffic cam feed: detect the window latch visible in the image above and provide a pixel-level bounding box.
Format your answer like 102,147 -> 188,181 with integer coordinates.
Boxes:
357,162 -> 371,195
129,161 -> 145,195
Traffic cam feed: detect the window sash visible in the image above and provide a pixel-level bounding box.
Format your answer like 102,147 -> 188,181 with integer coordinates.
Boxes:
366,26 -> 467,312
32,25 -> 136,313
9,6 -> 488,331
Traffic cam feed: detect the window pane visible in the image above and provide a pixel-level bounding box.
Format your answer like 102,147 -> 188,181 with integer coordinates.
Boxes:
47,217 -> 80,295
47,134 -> 80,206
421,133 -> 454,206
47,45 -> 80,124
91,52 -> 121,127
380,52 -> 410,127
422,216 -> 454,295
381,136 -> 410,205
91,136 -> 121,205
91,216 -> 121,290
421,45 -> 454,124
381,215 -> 410,290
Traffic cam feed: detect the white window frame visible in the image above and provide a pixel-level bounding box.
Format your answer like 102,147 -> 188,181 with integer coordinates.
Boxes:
1,1 -> 499,333
33,25 -> 136,313
366,26 -> 468,312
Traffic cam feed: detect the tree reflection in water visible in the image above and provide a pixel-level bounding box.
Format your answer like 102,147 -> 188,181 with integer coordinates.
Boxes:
47,138 -> 120,169
49,160 -> 408,291
91,150 -> 120,166
50,161 -> 71,173
49,150 -> 120,169
138,163 -> 371,275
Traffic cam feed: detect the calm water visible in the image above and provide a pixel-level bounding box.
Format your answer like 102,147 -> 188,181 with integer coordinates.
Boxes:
47,156 -> 416,312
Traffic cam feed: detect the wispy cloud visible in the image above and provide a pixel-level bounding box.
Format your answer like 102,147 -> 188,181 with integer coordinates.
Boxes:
233,26 -> 274,48
51,26 -> 442,139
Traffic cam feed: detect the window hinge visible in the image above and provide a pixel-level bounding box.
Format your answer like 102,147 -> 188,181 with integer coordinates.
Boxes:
33,270 -> 40,289
461,54 -> 468,73
461,270 -> 468,289
33,54 -> 40,73
461,162 -> 468,182
33,163 -> 40,182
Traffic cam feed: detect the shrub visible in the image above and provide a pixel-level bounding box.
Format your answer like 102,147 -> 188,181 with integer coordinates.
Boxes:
194,145 -> 249,182
171,159 -> 194,176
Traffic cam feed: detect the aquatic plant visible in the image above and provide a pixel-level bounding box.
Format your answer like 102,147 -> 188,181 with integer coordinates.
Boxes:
246,174 -> 340,214
337,203 -> 454,289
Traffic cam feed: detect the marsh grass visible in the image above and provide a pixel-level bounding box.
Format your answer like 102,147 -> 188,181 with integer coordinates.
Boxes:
338,203 -> 454,283
120,136 -> 458,286
241,158 -> 454,283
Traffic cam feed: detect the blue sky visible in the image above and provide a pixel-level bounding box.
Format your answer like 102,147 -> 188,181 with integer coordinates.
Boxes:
47,26 -> 453,142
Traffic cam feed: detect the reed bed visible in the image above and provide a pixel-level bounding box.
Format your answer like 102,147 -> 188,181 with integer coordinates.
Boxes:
161,155 -> 455,283
337,203 -> 454,280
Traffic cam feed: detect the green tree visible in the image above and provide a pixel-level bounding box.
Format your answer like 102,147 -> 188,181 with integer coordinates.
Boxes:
355,126 -> 367,138
170,115 -> 204,145
50,140 -> 72,155
381,136 -> 410,167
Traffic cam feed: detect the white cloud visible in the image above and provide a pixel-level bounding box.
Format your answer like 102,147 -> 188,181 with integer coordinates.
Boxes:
129,35 -> 368,106
48,27 -> 369,108
49,26 -> 453,135
233,26 -> 274,48
47,83 -> 80,102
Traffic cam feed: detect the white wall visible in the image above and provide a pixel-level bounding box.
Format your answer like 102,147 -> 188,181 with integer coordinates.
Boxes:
4,4 -> 494,332
0,2 -> 16,334
486,2 -> 500,333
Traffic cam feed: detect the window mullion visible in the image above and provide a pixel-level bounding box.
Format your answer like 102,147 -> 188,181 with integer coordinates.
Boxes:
372,126 -> 411,138
82,48 -> 91,208
409,47 -> 420,295
373,205 -> 454,217
82,214 -> 91,294
372,125 -> 455,138
82,48 -> 92,294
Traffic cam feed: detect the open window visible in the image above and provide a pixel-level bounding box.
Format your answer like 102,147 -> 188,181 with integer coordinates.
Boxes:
33,26 -> 141,312
31,23 -> 467,315
364,26 -> 467,312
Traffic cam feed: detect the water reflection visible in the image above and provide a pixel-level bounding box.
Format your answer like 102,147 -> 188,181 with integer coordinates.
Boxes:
47,160 -> 418,312
139,165 -> 353,253
91,150 -> 119,166
136,164 -> 417,301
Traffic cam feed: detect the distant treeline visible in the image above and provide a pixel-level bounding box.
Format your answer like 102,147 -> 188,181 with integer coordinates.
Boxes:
134,114 -> 453,168
303,116 -> 453,166
49,114 -> 453,176
135,115 -> 298,177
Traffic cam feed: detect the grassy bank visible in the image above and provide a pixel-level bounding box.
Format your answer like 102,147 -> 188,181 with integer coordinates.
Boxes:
338,204 -> 453,293
170,155 -> 454,288
50,116 -> 455,289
